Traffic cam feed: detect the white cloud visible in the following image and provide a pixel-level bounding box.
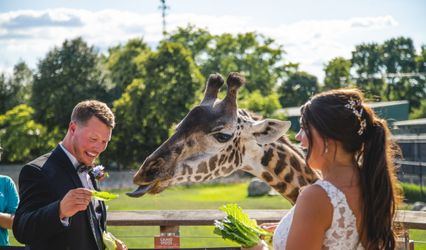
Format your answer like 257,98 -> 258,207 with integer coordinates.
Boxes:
0,8 -> 399,81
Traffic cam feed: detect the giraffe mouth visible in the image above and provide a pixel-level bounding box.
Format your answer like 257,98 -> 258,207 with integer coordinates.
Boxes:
126,183 -> 154,197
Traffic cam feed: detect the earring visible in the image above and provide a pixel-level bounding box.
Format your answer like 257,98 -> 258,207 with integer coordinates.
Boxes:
324,141 -> 329,154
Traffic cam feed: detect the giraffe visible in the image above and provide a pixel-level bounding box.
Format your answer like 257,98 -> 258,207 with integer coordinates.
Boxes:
128,72 -> 319,204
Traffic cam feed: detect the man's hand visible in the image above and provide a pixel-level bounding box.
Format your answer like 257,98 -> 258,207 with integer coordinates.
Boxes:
59,188 -> 92,219
115,238 -> 128,250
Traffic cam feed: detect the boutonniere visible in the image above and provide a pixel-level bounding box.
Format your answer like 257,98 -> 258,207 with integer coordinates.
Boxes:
90,165 -> 109,181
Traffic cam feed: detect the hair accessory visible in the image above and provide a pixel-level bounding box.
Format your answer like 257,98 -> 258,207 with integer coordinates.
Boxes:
344,98 -> 367,135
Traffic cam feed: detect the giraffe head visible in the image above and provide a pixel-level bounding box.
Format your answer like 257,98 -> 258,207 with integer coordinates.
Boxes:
128,72 -> 316,201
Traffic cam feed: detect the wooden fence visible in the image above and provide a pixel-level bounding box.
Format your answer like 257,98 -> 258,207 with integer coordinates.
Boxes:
106,209 -> 426,249
3,210 -> 424,249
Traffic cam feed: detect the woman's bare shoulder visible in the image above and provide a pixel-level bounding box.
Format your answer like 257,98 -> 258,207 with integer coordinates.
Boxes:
295,184 -> 333,223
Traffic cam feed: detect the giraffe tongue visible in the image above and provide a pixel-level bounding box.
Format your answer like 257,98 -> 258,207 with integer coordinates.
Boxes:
126,184 -> 153,198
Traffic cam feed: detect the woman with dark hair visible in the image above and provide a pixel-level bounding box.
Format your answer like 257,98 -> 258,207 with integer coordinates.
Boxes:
249,88 -> 401,250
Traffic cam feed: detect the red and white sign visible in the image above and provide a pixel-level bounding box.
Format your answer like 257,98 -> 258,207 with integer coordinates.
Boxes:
154,235 -> 180,248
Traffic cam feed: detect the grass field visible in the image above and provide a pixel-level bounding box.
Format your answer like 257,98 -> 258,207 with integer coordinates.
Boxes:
8,182 -> 426,249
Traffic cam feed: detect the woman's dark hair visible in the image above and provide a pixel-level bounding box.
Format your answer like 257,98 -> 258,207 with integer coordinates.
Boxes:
300,88 -> 402,249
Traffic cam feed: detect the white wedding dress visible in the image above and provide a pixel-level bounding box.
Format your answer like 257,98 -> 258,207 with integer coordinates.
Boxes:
272,180 -> 365,250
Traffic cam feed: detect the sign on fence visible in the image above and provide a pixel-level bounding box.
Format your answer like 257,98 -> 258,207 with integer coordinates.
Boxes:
154,234 -> 180,248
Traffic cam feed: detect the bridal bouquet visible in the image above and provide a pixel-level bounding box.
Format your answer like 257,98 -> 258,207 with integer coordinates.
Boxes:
213,204 -> 272,248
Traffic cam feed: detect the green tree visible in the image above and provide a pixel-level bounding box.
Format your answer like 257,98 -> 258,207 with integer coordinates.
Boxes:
239,90 -> 281,117
0,62 -> 33,114
0,104 -> 59,162
278,71 -> 319,108
31,37 -> 111,130
0,74 -> 13,114
105,38 -> 151,100
203,32 -> 285,95
416,45 -> 426,98
382,37 -> 421,109
104,42 -> 204,168
351,43 -> 384,98
166,25 -> 213,65
410,99 -> 426,119
167,27 -> 286,95
417,45 -> 426,74
12,61 -> 33,105
323,57 -> 352,90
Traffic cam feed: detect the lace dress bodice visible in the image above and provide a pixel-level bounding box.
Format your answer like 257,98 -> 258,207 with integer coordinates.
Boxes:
273,180 -> 364,250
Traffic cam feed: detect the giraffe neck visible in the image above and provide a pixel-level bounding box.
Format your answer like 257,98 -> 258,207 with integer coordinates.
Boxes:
242,138 -> 318,203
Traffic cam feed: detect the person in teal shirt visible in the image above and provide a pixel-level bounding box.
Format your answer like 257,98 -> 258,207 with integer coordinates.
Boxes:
0,146 -> 19,246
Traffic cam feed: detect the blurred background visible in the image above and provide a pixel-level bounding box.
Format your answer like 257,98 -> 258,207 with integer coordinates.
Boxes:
1,0 -> 426,247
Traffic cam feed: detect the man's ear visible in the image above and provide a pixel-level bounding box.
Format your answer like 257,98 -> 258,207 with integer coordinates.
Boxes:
252,119 -> 291,144
69,121 -> 77,134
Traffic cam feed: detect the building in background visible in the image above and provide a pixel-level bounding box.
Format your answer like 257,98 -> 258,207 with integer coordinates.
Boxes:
277,100 -> 409,132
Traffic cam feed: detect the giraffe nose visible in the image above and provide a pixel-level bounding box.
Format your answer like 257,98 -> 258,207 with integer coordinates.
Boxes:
135,157 -> 165,184
144,167 -> 160,182
133,166 -> 159,185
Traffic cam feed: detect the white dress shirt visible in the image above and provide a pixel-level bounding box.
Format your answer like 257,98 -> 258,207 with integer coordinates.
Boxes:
59,143 -> 102,223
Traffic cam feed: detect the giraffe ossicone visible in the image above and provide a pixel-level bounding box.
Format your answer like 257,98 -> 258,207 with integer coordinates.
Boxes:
128,72 -> 319,203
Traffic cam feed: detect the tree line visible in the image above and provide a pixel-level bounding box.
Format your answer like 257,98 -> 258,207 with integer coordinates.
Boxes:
0,25 -> 425,168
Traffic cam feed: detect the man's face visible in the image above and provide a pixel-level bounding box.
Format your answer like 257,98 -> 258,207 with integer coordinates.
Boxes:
69,116 -> 112,166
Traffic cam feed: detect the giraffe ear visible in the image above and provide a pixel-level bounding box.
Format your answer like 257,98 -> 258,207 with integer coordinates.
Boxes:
252,119 -> 291,144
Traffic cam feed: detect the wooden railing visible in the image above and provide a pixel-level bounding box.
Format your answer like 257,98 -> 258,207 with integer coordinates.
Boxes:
4,210 -> 424,250
107,209 -> 426,229
107,209 -> 425,249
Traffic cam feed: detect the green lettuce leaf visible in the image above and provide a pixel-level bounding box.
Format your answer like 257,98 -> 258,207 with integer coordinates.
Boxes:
91,190 -> 119,201
213,204 -> 272,248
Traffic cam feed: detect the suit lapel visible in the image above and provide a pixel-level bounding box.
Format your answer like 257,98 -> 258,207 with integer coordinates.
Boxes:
53,146 -> 83,188
53,145 -> 104,250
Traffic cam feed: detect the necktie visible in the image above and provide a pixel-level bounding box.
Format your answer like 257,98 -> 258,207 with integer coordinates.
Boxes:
77,165 -> 104,249
77,164 -> 90,173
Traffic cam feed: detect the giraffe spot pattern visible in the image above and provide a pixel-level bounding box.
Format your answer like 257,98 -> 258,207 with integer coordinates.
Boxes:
182,164 -> 192,176
262,172 -> 273,182
234,151 -> 240,166
273,182 -> 287,193
177,177 -> 184,182
186,139 -> 195,147
253,126 -> 272,137
290,155 -> 301,172
218,154 -> 227,165
174,145 -> 183,155
222,165 -> 233,174
274,152 -> 287,176
196,162 -> 208,174
284,168 -> 294,183
298,175 -> 307,186
287,188 -> 299,203
261,148 -> 274,167
214,169 -> 221,176
228,150 -> 235,163
209,155 -> 218,171
202,174 -> 212,181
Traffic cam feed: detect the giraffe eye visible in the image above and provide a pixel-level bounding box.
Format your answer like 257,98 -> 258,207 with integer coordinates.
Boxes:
213,132 -> 233,143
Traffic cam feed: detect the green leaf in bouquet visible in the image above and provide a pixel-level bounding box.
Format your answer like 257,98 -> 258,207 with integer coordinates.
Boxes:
213,204 -> 272,248
91,190 -> 119,201
220,204 -> 272,236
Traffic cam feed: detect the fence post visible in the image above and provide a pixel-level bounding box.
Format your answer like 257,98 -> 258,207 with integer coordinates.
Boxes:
154,225 -> 180,248
160,225 -> 180,236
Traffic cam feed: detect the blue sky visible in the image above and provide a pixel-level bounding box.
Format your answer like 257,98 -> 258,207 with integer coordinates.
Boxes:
1,0 -> 425,81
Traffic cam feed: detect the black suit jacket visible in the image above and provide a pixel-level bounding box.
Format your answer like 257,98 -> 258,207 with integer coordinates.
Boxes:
12,145 -> 107,250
